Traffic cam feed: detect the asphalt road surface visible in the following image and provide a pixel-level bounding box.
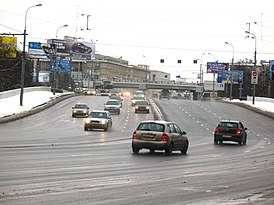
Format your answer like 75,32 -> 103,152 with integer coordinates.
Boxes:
0,96 -> 273,205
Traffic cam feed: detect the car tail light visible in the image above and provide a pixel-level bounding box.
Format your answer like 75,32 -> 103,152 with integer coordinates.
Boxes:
132,130 -> 137,139
236,129 -> 241,134
215,127 -> 220,133
161,132 -> 169,141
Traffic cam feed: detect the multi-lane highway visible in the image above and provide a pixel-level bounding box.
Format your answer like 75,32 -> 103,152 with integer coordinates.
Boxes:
0,95 -> 273,205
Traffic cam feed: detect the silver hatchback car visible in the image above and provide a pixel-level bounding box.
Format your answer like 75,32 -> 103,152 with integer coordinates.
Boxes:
132,120 -> 189,155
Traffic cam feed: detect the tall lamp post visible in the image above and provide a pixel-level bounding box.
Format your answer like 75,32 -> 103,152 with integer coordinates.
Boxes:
20,3 -> 42,106
87,15 -> 92,30
245,31 -> 257,105
199,52 -> 206,95
56,24 -> 68,38
225,42 -> 234,100
208,53 -> 216,97
143,55 -> 147,82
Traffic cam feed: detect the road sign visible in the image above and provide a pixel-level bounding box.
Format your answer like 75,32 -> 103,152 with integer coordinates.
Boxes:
251,71 -> 258,84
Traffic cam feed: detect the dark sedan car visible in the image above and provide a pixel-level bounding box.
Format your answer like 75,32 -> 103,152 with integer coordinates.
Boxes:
214,120 -> 247,145
132,120 -> 189,155
134,100 -> 150,113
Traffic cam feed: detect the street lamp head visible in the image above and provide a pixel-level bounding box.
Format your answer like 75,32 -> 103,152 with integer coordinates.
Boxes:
245,31 -> 250,34
225,41 -> 229,44
63,24 -> 68,27
35,4 -> 42,7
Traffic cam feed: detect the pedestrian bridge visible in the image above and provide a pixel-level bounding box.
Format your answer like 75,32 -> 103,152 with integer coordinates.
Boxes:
111,81 -> 201,92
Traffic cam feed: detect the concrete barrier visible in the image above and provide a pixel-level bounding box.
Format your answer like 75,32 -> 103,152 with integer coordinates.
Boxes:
149,99 -> 164,120
0,87 -> 51,99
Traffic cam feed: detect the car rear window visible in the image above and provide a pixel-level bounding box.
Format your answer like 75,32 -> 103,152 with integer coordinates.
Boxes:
218,122 -> 238,128
137,123 -> 164,132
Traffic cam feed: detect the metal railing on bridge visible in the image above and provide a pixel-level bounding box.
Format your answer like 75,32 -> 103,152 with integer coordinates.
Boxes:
110,80 -> 201,91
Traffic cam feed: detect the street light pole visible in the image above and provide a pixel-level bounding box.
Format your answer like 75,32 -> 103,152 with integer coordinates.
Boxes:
55,24 -> 68,39
208,53 -> 216,97
225,42 -> 234,101
143,55 -> 147,82
20,3 -> 42,106
199,53 -> 206,95
87,15 -> 92,30
245,31 -> 257,105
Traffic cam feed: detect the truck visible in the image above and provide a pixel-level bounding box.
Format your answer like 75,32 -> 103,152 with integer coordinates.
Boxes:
159,89 -> 171,100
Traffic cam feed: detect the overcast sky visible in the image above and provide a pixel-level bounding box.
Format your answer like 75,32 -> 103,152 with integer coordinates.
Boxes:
1,0 -> 274,80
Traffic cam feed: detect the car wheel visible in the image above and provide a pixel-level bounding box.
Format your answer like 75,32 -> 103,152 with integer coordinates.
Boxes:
181,140 -> 189,154
243,135 -> 247,145
72,114 -> 75,118
214,139 -> 218,144
150,149 -> 155,153
118,110 -> 120,115
104,125 -> 108,131
238,137 -> 244,145
147,111 -> 149,114
84,127 -> 88,131
132,147 -> 139,154
165,143 -> 173,156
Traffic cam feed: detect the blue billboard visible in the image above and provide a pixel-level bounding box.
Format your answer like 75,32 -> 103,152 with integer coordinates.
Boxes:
269,60 -> 274,80
217,70 -> 243,84
207,62 -> 229,73
50,59 -> 71,72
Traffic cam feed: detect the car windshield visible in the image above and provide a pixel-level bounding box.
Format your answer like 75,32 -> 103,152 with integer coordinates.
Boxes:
90,112 -> 107,118
136,101 -> 148,105
74,104 -> 87,108
132,97 -> 143,101
218,122 -> 238,128
137,123 -> 165,132
110,96 -> 121,101
106,101 -> 118,105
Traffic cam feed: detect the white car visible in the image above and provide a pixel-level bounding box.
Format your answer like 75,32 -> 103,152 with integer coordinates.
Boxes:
84,110 -> 112,131
104,99 -> 120,115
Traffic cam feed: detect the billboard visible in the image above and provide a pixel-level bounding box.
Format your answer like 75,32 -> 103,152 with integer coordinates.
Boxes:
269,60 -> 274,80
28,42 -> 48,57
50,59 -> 71,72
217,70 -> 243,84
0,36 -> 17,58
207,62 -> 229,73
46,38 -> 95,59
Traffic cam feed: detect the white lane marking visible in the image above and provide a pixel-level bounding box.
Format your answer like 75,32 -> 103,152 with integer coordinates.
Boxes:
70,154 -> 93,157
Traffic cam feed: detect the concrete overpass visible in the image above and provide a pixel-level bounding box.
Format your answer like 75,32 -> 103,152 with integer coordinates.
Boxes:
112,81 -> 201,92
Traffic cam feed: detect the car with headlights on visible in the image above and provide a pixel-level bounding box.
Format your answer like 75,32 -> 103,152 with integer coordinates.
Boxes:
131,120 -> 189,155
131,96 -> 145,106
104,99 -> 121,114
84,110 -> 112,131
214,120 -> 247,145
109,95 -> 123,107
72,103 -> 89,117
134,100 -> 150,113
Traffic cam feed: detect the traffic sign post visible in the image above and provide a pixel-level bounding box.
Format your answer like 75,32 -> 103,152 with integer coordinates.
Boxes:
251,71 -> 258,105
251,71 -> 258,84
